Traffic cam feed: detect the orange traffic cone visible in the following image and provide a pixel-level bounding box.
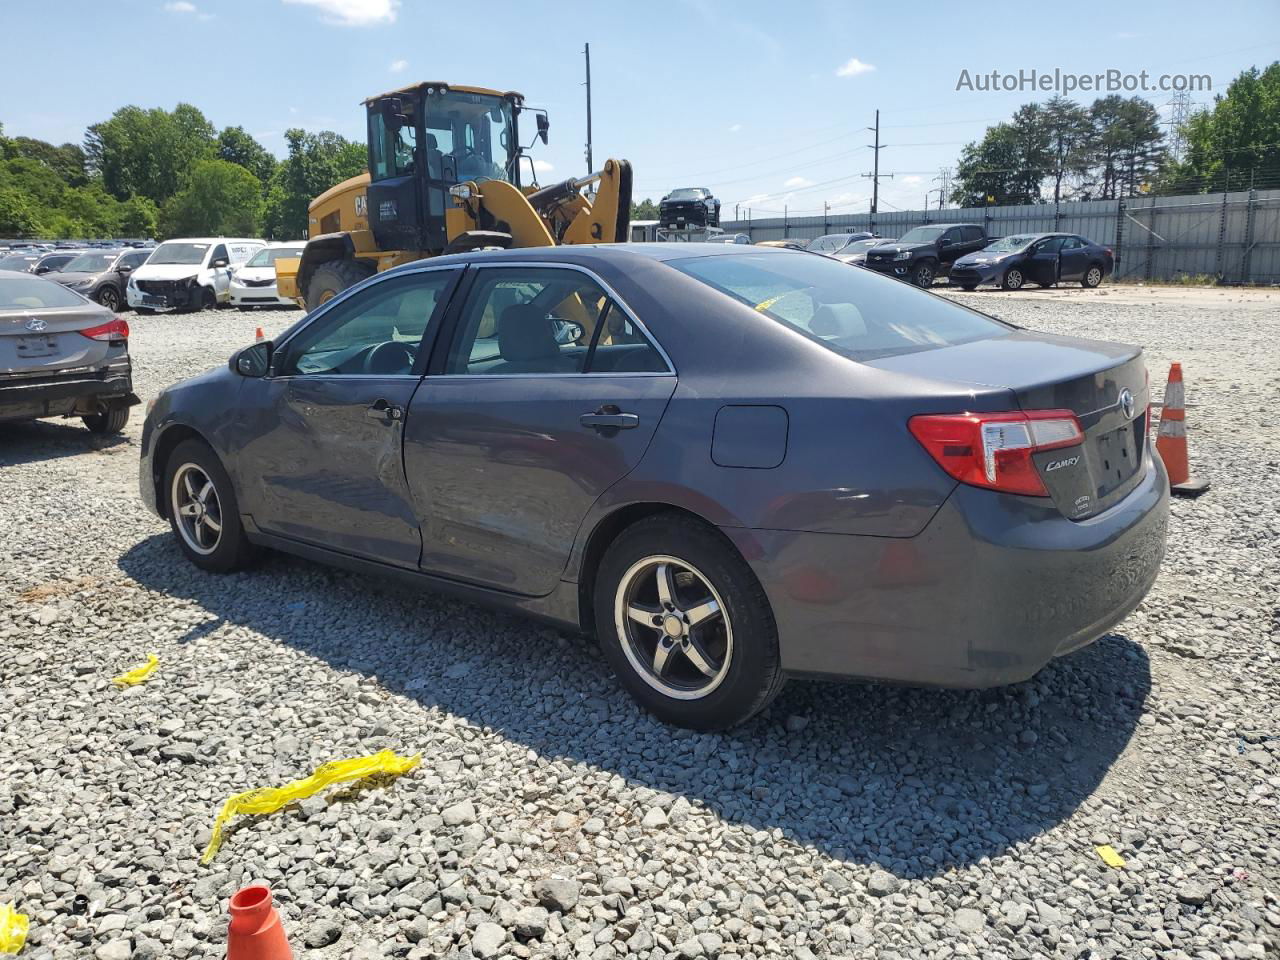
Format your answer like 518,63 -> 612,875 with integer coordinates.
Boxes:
227,886 -> 292,960
254,327 -> 265,341
1155,362 -> 1209,497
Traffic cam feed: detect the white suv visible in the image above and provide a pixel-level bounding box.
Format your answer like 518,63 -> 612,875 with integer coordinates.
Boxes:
126,238 -> 265,313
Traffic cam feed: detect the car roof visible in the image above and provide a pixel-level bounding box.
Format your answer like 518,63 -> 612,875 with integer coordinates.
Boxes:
155,237 -> 264,244
383,243 -> 800,278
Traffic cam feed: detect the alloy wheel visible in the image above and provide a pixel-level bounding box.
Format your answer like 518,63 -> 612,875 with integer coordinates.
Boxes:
1005,269 -> 1024,290
97,288 -> 120,312
614,555 -> 733,700
171,462 -> 223,555
1086,266 -> 1102,287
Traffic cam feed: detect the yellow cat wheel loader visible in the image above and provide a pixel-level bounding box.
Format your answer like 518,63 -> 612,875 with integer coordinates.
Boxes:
276,82 -> 633,309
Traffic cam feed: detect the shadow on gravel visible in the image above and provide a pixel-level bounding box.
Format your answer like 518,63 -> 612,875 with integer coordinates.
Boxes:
120,534 -> 1150,879
0,418 -> 130,466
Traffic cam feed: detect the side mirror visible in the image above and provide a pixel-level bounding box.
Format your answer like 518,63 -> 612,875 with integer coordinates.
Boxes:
211,257 -> 229,268
230,340 -> 272,378
118,264 -> 133,274
536,113 -> 549,145
938,237 -> 951,248
553,320 -> 585,345
34,265 -> 50,274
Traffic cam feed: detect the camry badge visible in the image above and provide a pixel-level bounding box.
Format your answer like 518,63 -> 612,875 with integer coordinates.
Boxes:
1119,388 -> 1135,420
25,317 -> 47,332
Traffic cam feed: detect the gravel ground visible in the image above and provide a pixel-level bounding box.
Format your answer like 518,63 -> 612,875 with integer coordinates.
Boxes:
1,288 -> 1278,960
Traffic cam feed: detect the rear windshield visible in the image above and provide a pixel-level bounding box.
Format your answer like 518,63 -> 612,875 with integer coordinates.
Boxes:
246,247 -> 305,268
0,275 -> 89,309
671,252 -> 1012,360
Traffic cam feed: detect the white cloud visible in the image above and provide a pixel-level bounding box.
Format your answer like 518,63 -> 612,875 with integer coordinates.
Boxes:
532,159 -> 555,174
729,123 -> 742,133
835,57 -> 876,78
163,1 -> 196,11
282,0 -> 399,26
902,175 -> 922,185
389,58 -> 408,73
783,176 -> 813,189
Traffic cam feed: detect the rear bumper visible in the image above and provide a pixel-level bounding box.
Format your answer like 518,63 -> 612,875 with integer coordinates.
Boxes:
726,450 -> 1169,687
0,362 -> 137,422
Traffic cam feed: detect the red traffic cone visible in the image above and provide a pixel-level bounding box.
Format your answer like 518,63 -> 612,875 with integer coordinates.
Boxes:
1154,362 -> 1209,497
227,886 -> 292,960
254,327 -> 265,342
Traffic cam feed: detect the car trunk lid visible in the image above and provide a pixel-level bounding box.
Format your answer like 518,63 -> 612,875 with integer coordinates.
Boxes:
0,305 -> 115,375
868,330 -> 1150,519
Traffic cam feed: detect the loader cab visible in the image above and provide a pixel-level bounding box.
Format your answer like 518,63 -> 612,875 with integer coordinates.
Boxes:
365,84 -> 523,254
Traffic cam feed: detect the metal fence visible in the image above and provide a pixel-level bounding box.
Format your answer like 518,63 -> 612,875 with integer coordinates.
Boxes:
719,188 -> 1280,284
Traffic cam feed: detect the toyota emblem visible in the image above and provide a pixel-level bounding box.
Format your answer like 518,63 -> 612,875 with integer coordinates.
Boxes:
1119,388 -> 1135,420
25,317 -> 47,332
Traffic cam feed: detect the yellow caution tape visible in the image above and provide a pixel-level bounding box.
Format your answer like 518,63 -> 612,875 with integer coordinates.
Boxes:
201,749 -> 421,864
0,903 -> 29,955
112,654 -> 159,687
1095,844 -> 1126,868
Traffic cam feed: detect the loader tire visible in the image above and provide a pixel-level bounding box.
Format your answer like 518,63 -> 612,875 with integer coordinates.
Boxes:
305,259 -> 375,310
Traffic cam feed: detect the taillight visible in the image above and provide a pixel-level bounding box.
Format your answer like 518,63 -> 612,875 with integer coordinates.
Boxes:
908,410 -> 1084,496
80,318 -> 129,341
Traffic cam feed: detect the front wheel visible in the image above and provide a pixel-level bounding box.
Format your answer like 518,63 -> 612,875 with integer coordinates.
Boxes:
1081,264 -> 1104,288
910,261 -> 935,288
163,438 -> 256,573
1002,267 -> 1025,290
594,515 -> 785,730
95,286 -> 121,312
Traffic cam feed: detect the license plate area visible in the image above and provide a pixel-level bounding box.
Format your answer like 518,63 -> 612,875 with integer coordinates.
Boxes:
16,335 -> 57,358
142,294 -> 167,307
1093,422 -> 1142,498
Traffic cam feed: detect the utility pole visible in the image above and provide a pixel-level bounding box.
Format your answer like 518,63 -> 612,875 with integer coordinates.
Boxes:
734,203 -> 739,222
934,166 -> 952,210
862,109 -> 892,221
583,43 -> 593,175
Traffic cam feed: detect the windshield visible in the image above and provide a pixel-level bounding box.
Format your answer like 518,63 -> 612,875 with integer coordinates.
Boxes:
0,275 -> 88,309
896,226 -> 948,244
426,90 -> 516,184
0,254 -> 39,270
668,188 -> 704,201
808,235 -> 858,253
246,247 -> 304,268
64,252 -> 118,273
672,252 -> 1011,361
982,235 -> 1038,253
149,241 -> 209,265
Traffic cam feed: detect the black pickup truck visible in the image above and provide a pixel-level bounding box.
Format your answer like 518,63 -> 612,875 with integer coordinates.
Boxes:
863,223 -> 988,287
659,187 -> 721,230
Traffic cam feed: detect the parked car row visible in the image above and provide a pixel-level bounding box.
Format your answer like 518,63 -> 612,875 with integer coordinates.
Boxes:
779,227 -> 1114,290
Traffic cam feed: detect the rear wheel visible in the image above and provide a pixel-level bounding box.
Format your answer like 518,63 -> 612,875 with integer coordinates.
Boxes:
82,401 -> 129,434
95,286 -> 121,312
594,515 -> 784,730
1082,264 -> 1104,288
163,438 -> 255,573
306,259 -> 375,310
1001,267 -> 1025,290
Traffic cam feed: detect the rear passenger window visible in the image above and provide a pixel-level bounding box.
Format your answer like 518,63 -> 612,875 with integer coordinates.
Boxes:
444,268 -> 668,376
963,226 -> 984,243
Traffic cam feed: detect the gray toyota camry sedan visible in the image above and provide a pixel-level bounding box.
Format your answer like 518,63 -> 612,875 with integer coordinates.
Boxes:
139,244 -> 1168,730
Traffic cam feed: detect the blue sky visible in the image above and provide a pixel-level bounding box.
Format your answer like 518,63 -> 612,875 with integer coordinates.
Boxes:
3,0 -> 1277,216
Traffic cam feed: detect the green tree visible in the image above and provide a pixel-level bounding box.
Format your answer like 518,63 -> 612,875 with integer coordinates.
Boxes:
951,105 -> 1051,206
218,126 -> 277,186
119,195 -> 159,238
1171,62 -> 1280,191
85,103 -> 216,205
1081,96 -> 1165,199
263,128 -> 367,239
1041,96 -> 1092,203
6,137 -> 88,186
0,185 -> 43,236
630,198 -> 659,220
160,158 -> 262,237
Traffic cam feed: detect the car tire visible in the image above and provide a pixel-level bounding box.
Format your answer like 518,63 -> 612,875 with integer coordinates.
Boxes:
82,401 -> 129,434
910,261 -> 936,288
200,286 -> 217,311
1001,267 -> 1025,290
163,438 -> 256,573
594,514 -> 785,731
1081,264 -> 1104,288
306,259 -> 375,310
95,286 -> 121,312
134,307 -> 156,316
237,305 -> 252,312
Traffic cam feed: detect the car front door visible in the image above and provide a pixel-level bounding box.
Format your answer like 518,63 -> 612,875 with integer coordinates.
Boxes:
405,263 -> 677,596
938,227 -> 964,268
1024,236 -> 1066,286
206,244 -> 231,301
237,266 -> 462,566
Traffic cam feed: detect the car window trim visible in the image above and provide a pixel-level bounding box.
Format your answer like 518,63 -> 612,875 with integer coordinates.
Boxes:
426,260 -> 675,379
267,264 -> 466,380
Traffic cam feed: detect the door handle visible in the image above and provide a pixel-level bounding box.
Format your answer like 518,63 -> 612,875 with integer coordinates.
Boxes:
366,399 -> 404,422
580,406 -> 639,431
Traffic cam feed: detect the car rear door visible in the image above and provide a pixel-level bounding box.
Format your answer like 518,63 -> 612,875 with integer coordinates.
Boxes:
237,266 -> 462,566
404,263 -> 677,596
1058,236 -> 1088,281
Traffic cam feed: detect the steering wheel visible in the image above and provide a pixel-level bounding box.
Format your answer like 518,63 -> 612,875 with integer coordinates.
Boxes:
363,340 -> 415,375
